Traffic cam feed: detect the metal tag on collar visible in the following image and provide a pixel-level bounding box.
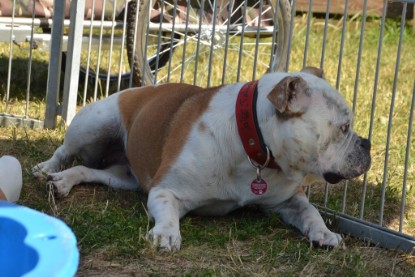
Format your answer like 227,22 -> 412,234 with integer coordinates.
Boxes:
248,146 -> 270,195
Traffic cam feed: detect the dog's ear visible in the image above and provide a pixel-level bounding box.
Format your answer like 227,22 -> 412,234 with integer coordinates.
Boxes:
267,76 -> 310,114
301,66 -> 325,79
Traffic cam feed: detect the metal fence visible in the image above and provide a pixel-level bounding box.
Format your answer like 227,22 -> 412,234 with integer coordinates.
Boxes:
0,0 -> 131,128
1,0 -> 415,252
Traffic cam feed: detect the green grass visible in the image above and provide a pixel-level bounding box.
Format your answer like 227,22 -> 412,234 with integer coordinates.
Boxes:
290,15 -> 415,233
1,15 -> 415,276
1,127 -> 415,275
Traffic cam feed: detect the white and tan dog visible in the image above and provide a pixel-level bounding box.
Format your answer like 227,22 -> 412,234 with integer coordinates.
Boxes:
33,67 -> 371,251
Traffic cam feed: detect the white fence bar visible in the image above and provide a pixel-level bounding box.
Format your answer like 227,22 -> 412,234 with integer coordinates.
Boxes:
44,0 -> 66,129
61,0 -> 86,125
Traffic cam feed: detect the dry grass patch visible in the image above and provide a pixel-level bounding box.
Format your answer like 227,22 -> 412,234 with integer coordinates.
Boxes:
1,15 -> 415,276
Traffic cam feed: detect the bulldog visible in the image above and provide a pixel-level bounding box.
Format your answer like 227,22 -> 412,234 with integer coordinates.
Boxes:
33,67 -> 371,251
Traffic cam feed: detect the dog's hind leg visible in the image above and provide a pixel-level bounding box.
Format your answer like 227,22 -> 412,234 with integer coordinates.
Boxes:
46,164 -> 138,198
33,93 -> 124,179
32,145 -> 74,180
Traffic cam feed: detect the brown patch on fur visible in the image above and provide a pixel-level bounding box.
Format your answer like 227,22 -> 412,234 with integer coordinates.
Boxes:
118,83 -> 220,192
155,194 -> 166,199
268,76 -> 309,119
277,111 -> 304,120
292,138 -> 301,145
0,188 -> 7,201
267,76 -> 297,113
198,122 -> 206,132
295,186 -> 305,194
301,66 -> 325,79
289,164 -> 300,171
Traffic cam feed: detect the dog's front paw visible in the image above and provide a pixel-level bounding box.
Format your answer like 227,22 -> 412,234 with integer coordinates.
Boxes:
148,225 -> 181,252
46,174 -> 73,198
306,227 -> 342,248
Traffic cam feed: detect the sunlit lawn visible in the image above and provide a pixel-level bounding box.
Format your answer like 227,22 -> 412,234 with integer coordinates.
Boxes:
1,15 -> 415,276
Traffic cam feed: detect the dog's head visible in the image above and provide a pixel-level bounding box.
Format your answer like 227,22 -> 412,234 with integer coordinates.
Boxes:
264,67 -> 371,184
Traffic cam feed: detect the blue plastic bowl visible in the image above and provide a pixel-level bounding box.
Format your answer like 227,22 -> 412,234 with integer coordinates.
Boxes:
0,201 -> 79,276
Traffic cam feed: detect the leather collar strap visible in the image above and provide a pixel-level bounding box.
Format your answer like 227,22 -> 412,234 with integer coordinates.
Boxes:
235,80 -> 280,170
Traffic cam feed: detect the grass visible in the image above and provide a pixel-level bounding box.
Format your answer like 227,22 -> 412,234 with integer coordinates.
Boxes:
1,14 -> 415,276
291,15 -> 415,233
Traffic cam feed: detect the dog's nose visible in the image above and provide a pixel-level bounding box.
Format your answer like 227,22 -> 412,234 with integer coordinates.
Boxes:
359,137 -> 371,152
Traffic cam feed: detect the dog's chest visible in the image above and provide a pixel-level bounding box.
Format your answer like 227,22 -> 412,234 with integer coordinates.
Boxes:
175,162 -> 298,215
161,91 -> 298,214
190,177 -> 298,216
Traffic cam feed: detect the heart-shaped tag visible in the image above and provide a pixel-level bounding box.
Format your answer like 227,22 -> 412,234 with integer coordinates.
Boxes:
251,179 -> 268,195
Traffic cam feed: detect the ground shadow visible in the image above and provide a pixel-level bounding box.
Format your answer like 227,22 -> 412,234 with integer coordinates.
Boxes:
0,54 -> 132,104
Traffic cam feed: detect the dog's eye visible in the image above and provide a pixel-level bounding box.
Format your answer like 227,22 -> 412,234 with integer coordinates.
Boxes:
341,123 -> 350,134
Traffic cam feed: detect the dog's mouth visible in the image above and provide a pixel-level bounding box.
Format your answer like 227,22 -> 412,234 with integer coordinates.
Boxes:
323,166 -> 370,184
323,172 -> 345,184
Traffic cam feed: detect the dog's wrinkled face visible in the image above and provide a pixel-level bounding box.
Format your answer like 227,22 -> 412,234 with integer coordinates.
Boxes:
266,67 -> 371,184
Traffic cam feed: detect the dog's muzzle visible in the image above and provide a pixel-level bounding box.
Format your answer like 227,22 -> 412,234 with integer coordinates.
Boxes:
323,137 -> 371,184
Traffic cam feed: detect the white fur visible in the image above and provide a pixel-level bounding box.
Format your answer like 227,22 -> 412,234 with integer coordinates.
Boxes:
33,71 -> 371,251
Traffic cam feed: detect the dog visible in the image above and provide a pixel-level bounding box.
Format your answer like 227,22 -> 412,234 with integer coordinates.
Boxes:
33,67 -> 371,251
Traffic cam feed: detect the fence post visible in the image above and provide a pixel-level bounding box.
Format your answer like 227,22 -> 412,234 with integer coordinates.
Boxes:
61,0 -> 86,126
44,0 -> 66,129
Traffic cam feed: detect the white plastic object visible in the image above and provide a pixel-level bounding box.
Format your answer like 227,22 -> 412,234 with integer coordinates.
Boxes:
0,155 -> 23,202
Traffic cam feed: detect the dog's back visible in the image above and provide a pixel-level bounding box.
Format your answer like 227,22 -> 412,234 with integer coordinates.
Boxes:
118,83 -> 219,190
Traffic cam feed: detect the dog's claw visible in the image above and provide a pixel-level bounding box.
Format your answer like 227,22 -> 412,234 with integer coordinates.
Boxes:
312,240 -> 336,249
32,165 -> 48,181
44,174 -> 71,198
307,228 -> 342,248
147,227 -> 181,252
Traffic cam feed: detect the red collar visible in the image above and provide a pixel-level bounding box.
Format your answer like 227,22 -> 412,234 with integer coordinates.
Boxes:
235,81 -> 280,170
